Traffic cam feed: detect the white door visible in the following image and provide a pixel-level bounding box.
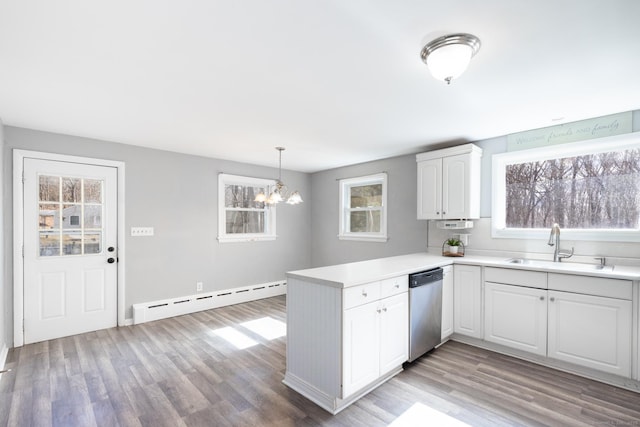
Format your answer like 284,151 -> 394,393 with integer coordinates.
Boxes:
343,301 -> 380,398
379,293 -> 408,375
441,266 -> 454,340
23,158 -> 118,344
453,265 -> 483,338
416,158 -> 442,219
484,282 -> 547,356
548,291 -> 632,377
442,154 -> 469,219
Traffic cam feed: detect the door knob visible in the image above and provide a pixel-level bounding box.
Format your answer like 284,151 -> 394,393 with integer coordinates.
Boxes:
107,258 -> 115,264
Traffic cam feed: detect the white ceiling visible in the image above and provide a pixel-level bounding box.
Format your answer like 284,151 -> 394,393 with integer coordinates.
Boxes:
1,1 -> 639,172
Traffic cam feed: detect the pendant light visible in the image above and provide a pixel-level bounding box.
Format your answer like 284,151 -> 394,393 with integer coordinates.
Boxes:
254,147 -> 303,205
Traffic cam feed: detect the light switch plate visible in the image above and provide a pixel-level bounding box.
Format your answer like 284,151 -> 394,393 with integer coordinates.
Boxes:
131,227 -> 154,237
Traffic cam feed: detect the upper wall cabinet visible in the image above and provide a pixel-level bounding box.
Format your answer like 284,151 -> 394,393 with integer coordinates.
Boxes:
416,144 -> 482,220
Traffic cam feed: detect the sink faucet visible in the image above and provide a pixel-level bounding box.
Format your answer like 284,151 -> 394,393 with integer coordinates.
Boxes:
547,223 -> 574,262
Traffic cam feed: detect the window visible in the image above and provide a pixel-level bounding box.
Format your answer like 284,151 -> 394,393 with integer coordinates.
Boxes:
218,174 -> 276,242
339,173 -> 388,242
492,133 -> 640,241
38,175 -> 104,256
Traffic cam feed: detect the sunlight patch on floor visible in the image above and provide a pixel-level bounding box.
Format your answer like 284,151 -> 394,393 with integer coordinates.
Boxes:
388,402 -> 470,427
241,317 -> 286,340
211,326 -> 258,349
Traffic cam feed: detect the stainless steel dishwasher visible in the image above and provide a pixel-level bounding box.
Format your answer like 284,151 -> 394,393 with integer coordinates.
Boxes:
408,267 -> 443,362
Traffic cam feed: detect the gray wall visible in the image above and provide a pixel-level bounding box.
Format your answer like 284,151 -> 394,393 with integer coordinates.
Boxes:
310,154 -> 429,267
4,126 -> 312,337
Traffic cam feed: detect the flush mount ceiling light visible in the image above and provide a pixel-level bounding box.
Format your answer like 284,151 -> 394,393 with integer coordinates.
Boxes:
254,147 -> 303,205
420,33 -> 481,85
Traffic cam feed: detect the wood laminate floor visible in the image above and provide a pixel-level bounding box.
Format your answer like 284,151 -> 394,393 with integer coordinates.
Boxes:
1,295 -> 639,426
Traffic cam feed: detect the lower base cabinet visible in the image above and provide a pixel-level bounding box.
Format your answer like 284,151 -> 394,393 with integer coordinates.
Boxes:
484,282 -> 547,356
453,265 -> 482,338
343,292 -> 408,397
441,266 -> 454,340
548,290 -> 632,377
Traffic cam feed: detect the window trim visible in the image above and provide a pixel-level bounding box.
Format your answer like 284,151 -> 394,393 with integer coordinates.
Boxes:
218,173 -> 277,243
492,132 -> 640,242
338,173 -> 388,242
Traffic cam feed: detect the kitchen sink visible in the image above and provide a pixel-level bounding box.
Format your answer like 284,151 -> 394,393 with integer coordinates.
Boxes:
504,258 -> 614,272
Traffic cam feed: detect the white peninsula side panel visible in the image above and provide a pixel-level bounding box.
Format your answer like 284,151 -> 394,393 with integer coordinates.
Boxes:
284,277 -> 342,401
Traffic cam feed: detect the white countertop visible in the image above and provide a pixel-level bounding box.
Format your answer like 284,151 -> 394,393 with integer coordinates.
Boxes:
286,252 -> 640,288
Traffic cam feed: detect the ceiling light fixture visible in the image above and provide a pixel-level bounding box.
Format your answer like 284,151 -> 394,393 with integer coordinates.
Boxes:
420,33 -> 481,85
254,147 -> 303,205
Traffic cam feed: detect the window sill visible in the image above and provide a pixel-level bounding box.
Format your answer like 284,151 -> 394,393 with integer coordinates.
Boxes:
217,235 -> 277,243
338,234 -> 388,243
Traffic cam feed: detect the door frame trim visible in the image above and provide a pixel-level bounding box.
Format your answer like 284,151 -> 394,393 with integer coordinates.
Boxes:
13,149 -> 126,347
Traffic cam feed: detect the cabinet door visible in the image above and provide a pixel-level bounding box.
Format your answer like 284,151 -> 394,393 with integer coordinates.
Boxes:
453,265 -> 482,338
548,291 -> 632,377
343,301 -> 380,397
441,266 -> 454,340
417,158 -> 442,219
484,282 -> 547,355
379,293 -> 408,375
442,154 -> 469,219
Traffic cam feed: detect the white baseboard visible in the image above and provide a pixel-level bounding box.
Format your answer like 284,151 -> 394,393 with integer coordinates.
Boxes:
132,280 -> 287,325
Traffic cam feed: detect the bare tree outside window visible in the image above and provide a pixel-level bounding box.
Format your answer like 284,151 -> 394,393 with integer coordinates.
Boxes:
224,184 -> 267,234
505,149 -> 640,229
349,184 -> 383,232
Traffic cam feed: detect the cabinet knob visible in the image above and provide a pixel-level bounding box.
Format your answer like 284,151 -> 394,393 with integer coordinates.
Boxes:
550,297 -> 555,302
362,291 -> 368,297
443,211 -> 446,215
376,308 -> 382,313
436,211 -> 440,215
382,307 -> 387,312
394,284 -> 399,289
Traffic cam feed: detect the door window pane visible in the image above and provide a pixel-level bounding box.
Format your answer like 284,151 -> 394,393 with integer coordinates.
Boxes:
38,174 -> 105,256
39,232 -> 60,256
62,177 -> 82,203
84,232 -> 102,254
39,204 -> 59,229
62,232 -> 83,255
84,179 -> 102,203
62,204 -> 82,229
39,176 -> 60,202
84,205 -> 102,228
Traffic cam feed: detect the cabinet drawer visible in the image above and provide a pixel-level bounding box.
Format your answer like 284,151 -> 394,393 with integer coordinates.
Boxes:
344,282 -> 381,310
380,275 -> 408,298
485,267 -> 547,289
548,273 -> 632,300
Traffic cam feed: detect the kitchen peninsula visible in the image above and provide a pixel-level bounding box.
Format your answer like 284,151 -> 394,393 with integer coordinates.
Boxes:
284,252 -> 640,414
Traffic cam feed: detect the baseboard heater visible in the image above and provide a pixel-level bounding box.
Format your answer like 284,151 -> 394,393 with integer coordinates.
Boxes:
132,280 -> 287,325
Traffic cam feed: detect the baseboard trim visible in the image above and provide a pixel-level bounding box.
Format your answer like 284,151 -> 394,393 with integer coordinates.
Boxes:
132,280 -> 287,325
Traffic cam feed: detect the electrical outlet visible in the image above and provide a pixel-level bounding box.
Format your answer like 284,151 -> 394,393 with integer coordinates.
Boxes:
131,227 -> 154,237
196,281 -> 203,292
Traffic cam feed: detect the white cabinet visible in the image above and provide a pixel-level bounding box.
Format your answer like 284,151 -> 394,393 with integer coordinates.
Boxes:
482,268 -> 633,378
548,290 -> 632,377
416,144 -> 482,220
285,274 -> 408,414
343,292 -> 408,397
453,264 -> 482,338
484,282 -> 547,356
441,265 -> 454,340
343,280 -> 408,397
